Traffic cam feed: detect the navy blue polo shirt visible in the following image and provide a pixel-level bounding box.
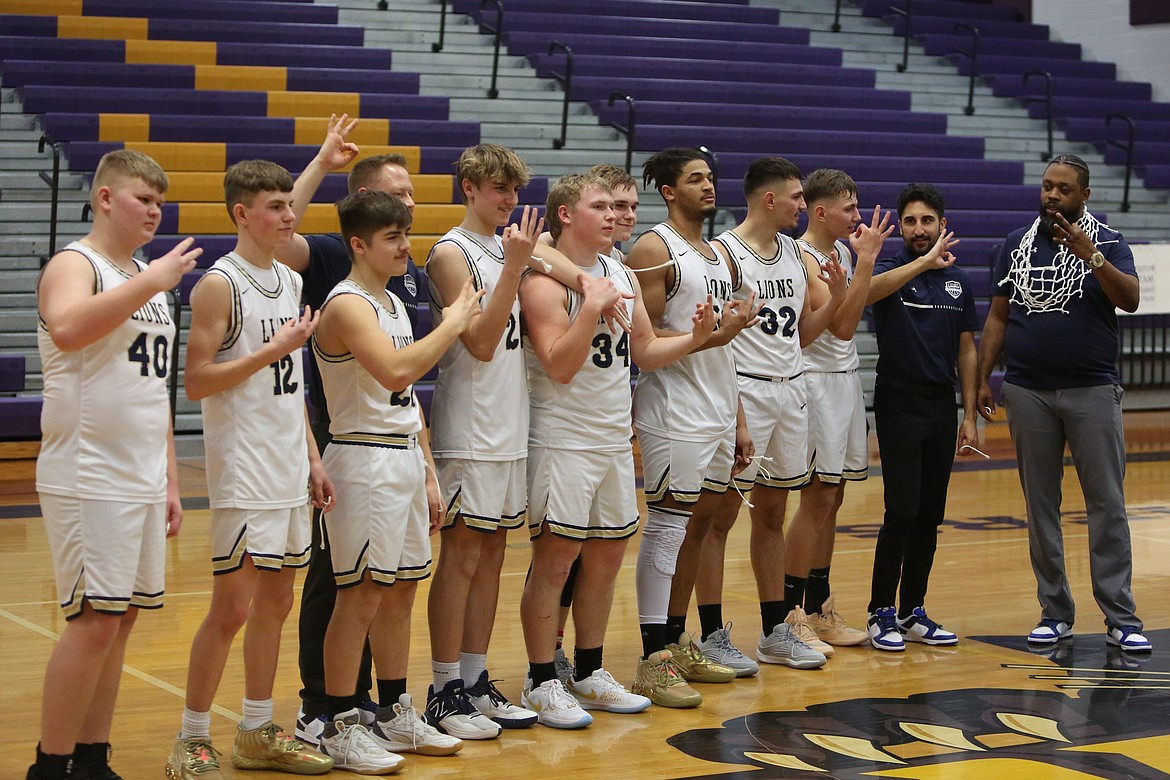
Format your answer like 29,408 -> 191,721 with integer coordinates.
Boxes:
300,233 -> 422,410
871,247 -> 978,386
993,220 -> 1135,390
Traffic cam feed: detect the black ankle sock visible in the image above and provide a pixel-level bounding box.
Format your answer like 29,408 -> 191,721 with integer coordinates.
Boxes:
665,614 -> 687,643
805,567 -> 831,614
35,745 -> 71,780
325,694 -> 357,719
640,622 -> 667,658
573,645 -> 603,681
529,661 -> 558,687
783,575 -> 807,614
697,603 -> 724,641
376,678 -> 407,710
760,600 -> 787,635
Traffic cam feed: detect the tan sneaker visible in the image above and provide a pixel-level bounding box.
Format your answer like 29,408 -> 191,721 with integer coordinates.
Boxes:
231,722 -> 333,774
809,596 -> 870,646
165,734 -> 222,779
631,650 -> 703,708
785,606 -> 835,657
666,631 -> 737,683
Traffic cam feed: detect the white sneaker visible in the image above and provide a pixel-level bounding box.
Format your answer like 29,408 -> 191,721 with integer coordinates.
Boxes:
370,694 -> 462,756
521,677 -> 593,729
295,706 -> 326,748
696,622 -> 759,677
466,670 -> 539,728
319,708 -> 405,775
565,668 -> 651,713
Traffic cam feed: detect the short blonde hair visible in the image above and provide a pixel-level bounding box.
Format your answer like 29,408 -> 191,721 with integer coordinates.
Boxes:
546,173 -> 610,241
90,149 -> 168,209
223,160 -> 293,224
588,163 -> 637,193
455,143 -> 532,202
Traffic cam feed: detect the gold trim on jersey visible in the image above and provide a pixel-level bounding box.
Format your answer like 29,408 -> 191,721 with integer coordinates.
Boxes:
222,252 -> 286,299
450,226 -> 505,263
205,268 -> 244,352
332,432 -> 418,449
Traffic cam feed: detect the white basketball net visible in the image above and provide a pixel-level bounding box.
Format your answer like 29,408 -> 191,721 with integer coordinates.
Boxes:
1000,210 -> 1103,315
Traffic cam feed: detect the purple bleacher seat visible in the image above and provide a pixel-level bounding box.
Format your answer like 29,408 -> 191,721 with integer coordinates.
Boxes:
1140,164 -> 1170,189
1061,116 -> 1170,145
714,179 -> 1034,212
493,14 -> 810,45
863,0 -> 1020,22
889,16 -> 1048,39
592,102 -> 944,134
0,397 -> 42,440
528,54 -> 876,89
286,67 -> 419,95
1037,97 -> 1170,123
24,86 -> 450,123
989,74 -> 1151,101
573,77 -> 911,111
84,0 -> 338,24
147,18 -> 362,46
0,13 -> 57,35
713,153 -> 1023,186
634,126 -> 983,160
0,36 -> 125,64
505,32 -> 842,66
1103,142 -> 1170,167
455,0 -> 778,24
965,265 -> 994,298
918,33 -> 1080,60
953,55 -> 1116,81
42,113 -> 478,148
0,355 -> 25,393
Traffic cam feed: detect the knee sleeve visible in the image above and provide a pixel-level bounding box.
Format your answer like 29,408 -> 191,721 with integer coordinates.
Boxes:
635,508 -> 691,624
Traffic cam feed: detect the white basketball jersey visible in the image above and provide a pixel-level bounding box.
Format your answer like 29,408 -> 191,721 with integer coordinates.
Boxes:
313,281 -> 421,438
527,255 -> 635,452
717,230 -> 807,380
632,223 -> 737,442
799,239 -> 860,372
426,228 -> 528,460
36,242 -> 173,502
200,253 -> 308,509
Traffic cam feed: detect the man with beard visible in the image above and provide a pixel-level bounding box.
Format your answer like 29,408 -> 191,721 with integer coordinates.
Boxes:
864,182 -> 975,652
977,155 -> 1149,653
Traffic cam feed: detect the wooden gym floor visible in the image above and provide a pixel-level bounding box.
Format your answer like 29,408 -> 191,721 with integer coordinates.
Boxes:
3,413 -> 1170,779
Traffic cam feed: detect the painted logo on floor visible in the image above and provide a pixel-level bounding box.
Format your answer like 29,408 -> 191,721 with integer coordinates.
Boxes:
668,630 -> 1170,779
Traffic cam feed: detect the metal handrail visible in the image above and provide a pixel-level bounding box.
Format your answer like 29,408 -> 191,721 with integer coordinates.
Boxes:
891,0 -> 914,72
81,202 -> 92,222
953,22 -> 980,116
832,0 -> 843,32
37,134 -> 63,264
1105,112 -> 1135,213
1022,70 -> 1054,161
696,145 -> 718,241
432,0 -> 448,52
607,92 -> 636,174
548,42 -> 573,149
480,0 -> 504,99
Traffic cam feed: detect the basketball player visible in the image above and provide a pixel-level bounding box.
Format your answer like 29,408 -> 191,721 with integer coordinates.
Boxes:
628,147 -> 758,708
519,173 -> 715,727
312,191 -> 483,772
422,144 -> 547,738
277,117 -> 425,744
786,169 -> 891,652
536,163 -> 640,680
978,155 -> 1149,653
693,158 -> 848,675
30,150 -> 200,780
166,160 -> 334,779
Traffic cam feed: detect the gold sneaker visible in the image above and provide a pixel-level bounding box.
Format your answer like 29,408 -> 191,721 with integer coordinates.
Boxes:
632,650 -> 702,708
809,596 -> 870,646
666,631 -> 737,683
786,606 -> 835,657
231,722 -> 334,774
165,734 -> 222,779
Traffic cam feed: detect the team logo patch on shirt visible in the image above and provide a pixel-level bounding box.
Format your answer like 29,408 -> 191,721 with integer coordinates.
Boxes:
403,273 -> 418,297
945,279 -> 963,299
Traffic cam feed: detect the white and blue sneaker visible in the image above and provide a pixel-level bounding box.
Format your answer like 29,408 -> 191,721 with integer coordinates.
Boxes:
1106,625 -> 1153,653
1027,618 -> 1073,644
867,607 -> 905,652
466,670 -> 539,729
898,607 -> 958,646
294,706 -> 328,748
